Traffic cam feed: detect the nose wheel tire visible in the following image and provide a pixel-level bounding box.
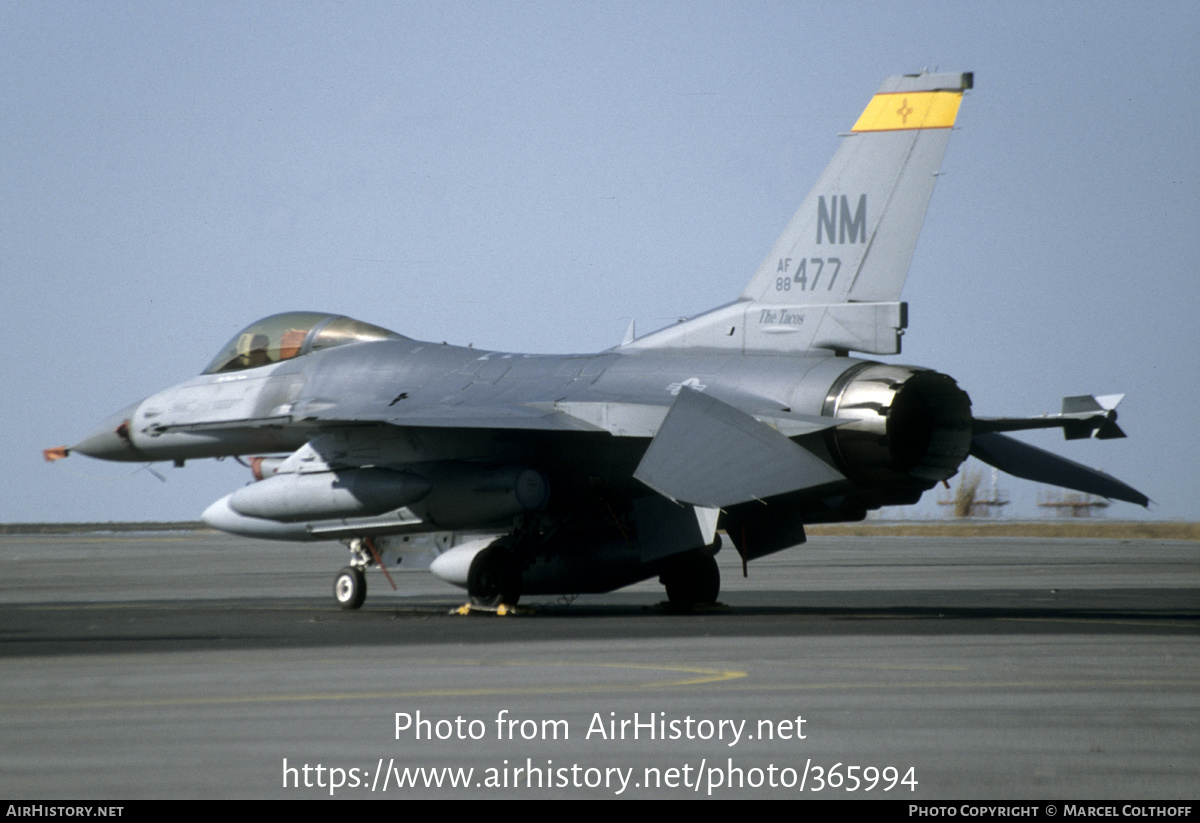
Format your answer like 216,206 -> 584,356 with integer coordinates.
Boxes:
334,566 -> 367,610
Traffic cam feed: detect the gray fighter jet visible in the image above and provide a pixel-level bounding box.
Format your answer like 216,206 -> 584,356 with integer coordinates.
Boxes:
50,72 -> 1147,610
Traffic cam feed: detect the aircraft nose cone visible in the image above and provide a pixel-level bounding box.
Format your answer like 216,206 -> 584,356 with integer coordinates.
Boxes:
73,402 -> 142,461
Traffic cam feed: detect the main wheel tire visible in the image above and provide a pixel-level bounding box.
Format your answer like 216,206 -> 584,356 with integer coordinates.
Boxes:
661,552 -> 720,608
467,542 -> 522,608
334,566 -> 367,610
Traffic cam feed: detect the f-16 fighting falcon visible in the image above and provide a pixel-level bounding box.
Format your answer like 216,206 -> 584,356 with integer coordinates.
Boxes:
48,72 -> 1148,611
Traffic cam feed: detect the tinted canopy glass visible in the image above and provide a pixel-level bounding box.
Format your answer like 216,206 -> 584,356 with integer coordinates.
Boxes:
203,312 -> 403,374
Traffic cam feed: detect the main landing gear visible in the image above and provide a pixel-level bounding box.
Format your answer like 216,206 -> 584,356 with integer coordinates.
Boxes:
659,549 -> 721,609
467,535 -> 523,608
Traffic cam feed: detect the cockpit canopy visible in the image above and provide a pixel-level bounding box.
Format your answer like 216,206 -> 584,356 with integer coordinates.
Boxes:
203,312 -> 405,375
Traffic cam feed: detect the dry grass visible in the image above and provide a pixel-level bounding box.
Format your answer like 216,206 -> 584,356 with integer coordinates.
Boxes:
4,520 -> 1198,541
807,521 -> 1200,541
0,521 -> 206,534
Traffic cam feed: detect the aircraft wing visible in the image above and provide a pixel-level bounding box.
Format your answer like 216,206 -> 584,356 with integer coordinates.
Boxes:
291,393 -> 846,440
283,392 -> 604,432
281,387 -> 853,511
327,402 -> 604,432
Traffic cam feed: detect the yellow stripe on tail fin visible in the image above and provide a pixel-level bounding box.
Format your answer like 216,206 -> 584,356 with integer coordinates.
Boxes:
852,90 -> 963,132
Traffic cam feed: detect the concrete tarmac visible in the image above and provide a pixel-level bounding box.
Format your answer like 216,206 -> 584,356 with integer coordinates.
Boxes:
0,530 -> 1196,799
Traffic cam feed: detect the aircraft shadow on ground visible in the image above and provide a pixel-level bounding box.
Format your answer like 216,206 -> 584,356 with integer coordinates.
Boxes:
2,589 -> 1195,657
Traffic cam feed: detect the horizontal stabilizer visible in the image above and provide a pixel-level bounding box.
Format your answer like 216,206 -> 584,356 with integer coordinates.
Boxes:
633,388 -> 844,508
970,432 -> 1148,507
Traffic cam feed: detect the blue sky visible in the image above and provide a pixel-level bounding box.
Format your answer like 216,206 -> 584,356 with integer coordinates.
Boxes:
4,1 -> 1197,522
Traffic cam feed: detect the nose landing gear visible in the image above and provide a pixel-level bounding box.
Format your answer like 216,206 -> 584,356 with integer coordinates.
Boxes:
334,566 -> 367,610
331,536 -> 395,609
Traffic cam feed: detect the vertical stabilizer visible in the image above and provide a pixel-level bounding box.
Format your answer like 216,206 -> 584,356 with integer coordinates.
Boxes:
626,72 -> 971,355
743,71 -> 971,306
